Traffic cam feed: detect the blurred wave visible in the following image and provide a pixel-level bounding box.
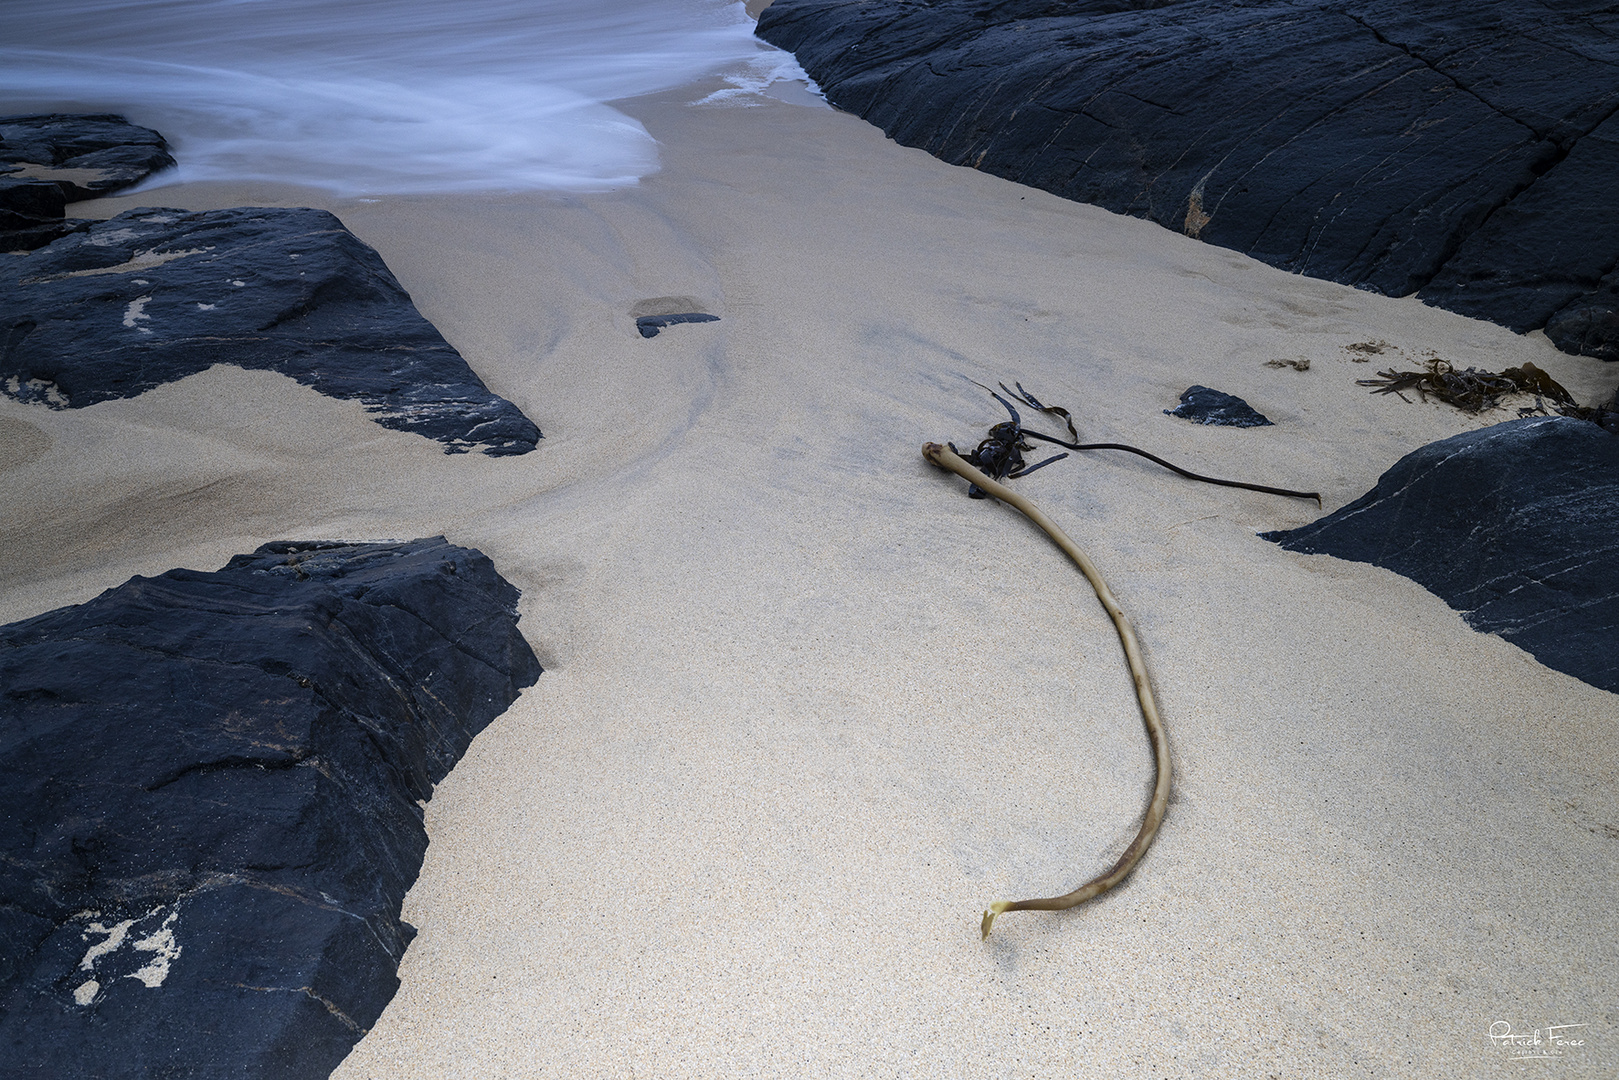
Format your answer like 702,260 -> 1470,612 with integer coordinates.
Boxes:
0,0 -> 811,194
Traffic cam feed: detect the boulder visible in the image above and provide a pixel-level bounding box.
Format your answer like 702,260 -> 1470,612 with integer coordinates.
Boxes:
0,177 -> 66,231
0,113 -> 176,201
756,0 -> 1619,360
1262,417 -> 1619,695
1,114 -> 176,251
0,206 -> 542,455
0,538 -> 543,1078
1546,281 -> 1619,363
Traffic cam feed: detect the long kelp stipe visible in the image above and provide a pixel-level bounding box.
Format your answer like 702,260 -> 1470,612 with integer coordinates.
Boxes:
963,381 -> 1321,505
922,442 -> 1172,940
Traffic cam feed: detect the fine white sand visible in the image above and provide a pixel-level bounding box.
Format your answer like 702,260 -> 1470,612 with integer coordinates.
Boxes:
5,74 -> 1616,1078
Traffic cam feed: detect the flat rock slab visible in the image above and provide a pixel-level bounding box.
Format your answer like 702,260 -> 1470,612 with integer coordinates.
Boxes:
0,537 -> 542,1078
1263,417 -> 1619,694
0,206 -> 542,454
757,0 -> 1619,361
1164,385 -> 1273,427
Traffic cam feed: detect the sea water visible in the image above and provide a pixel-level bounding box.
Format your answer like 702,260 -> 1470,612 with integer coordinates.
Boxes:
0,0 -> 813,194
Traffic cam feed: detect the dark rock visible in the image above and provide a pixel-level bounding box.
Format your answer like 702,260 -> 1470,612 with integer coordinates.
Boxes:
636,312 -> 721,338
756,0 -> 1619,358
0,217 -> 93,252
0,206 -> 542,455
1164,385 -> 1272,427
0,537 -> 543,1078
1546,281 -> 1619,363
0,113 -> 176,201
0,178 -> 66,232
1262,417 -> 1619,694
0,115 -> 175,254
0,179 -> 84,254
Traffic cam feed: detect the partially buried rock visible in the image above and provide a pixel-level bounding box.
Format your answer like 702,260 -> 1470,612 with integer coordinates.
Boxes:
0,206 -> 542,454
0,177 -> 65,232
1545,286 -> 1619,363
0,537 -> 542,1078
1165,386 -> 1273,428
636,312 -> 720,338
0,174 -> 86,253
1262,417 -> 1619,694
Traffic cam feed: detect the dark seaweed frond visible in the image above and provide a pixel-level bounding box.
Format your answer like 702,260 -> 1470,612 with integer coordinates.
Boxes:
1001,381 -> 1080,443
1356,358 -> 1585,416
952,380 -> 1320,503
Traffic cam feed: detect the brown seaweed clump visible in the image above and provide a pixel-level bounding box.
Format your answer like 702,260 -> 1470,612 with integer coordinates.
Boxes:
1357,358 -> 1616,428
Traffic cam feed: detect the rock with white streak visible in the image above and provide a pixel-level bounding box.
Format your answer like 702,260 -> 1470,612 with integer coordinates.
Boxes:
1263,417 -> 1619,694
0,538 -> 542,1078
0,206 -> 542,455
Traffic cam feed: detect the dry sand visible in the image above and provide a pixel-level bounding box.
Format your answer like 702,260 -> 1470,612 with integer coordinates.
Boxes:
4,74 -> 1616,1078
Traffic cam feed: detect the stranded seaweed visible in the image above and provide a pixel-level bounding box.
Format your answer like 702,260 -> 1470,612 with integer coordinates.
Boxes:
1356,357 -> 1617,428
928,382 -> 1318,938
952,383 -> 1320,504
923,442 -> 1170,940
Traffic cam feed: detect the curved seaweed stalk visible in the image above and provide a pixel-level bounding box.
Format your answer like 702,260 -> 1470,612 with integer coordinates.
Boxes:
921,441 -> 1171,940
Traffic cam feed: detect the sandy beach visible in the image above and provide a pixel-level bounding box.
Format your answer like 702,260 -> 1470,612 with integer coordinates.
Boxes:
3,70 -> 1616,1077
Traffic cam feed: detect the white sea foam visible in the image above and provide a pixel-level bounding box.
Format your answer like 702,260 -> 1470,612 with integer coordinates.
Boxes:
0,0 -> 814,194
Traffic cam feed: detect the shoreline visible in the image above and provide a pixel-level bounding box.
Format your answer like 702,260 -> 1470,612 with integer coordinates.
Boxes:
5,75 -> 1616,1077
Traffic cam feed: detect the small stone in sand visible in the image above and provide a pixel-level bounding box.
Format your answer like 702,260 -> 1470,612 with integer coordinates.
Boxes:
636,312 -> 720,338
1164,385 -> 1273,427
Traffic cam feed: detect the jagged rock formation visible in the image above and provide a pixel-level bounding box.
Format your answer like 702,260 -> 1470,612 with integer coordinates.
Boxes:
0,538 -> 542,1078
0,206 -> 542,454
1263,417 -> 1619,694
756,0 -> 1619,361
1,113 -> 175,247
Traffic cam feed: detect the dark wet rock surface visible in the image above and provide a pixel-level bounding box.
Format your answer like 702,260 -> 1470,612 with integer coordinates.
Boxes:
0,177 -> 67,233
0,113 -> 174,202
1263,417 -> 1619,694
1165,386 -> 1273,427
1,114 -> 174,249
756,0 -> 1619,361
1,206 -> 542,455
0,537 -> 542,1078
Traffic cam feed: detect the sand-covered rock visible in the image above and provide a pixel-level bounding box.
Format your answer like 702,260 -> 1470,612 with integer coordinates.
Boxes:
1264,416 -> 1619,694
0,538 -> 541,1079
756,0 -> 1619,360
0,206 -> 542,454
